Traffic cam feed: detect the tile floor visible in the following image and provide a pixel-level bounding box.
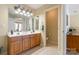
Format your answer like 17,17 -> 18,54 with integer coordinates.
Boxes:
21,45 -> 61,55
20,46 -> 41,55
31,46 -> 60,55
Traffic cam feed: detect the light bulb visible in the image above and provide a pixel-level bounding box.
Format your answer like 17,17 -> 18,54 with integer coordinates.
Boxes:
27,14 -> 30,17
17,8 -> 21,12
23,10 -> 25,13
20,12 -> 23,15
24,13 -> 27,16
26,11 -> 30,15
15,10 -> 19,14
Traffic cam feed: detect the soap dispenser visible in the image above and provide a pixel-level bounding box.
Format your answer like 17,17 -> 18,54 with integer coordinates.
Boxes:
11,30 -> 13,35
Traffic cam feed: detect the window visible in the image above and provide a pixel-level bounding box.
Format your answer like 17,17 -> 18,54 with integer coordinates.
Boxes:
15,23 -> 18,31
14,23 -> 22,32
19,23 -> 22,31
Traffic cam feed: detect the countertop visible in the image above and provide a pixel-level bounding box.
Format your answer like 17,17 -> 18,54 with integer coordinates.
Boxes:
67,32 -> 79,36
8,31 -> 41,37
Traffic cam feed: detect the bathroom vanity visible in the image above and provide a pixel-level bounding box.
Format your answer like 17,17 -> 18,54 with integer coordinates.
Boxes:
8,32 -> 41,55
8,6 -> 41,55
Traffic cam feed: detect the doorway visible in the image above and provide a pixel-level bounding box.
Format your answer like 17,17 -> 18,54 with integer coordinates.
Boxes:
46,8 -> 58,47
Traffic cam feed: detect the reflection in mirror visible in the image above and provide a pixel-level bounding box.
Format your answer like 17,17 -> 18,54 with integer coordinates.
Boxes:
14,22 -> 22,32
8,6 -> 39,34
35,16 -> 39,31
8,8 -> 31,33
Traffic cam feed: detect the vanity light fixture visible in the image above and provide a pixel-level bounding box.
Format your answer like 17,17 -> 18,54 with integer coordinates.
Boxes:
14,5 -> 33,17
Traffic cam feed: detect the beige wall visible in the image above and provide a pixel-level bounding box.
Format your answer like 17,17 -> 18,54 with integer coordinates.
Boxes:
70,14 -> 79,33
0,5 -> 8,53
46,8 -> 58,45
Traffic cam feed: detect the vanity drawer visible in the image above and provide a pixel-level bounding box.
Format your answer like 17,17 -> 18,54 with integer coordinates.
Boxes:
22,35 -> 30,39
8,36 -> 22,42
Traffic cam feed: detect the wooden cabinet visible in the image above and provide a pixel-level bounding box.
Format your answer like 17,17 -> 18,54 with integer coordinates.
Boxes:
23,35 -> 30,51
35,34 -> 41,45
14,41 -> 20,54
9,42 -> 15,55
30,34 -> 41,48
30,35 -> 36,48
8,36 -> 22,55
67,35 -> 79,52
8,33 -> 41,55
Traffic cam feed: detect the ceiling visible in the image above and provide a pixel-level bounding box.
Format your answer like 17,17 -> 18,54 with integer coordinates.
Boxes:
27,4 -> 44,10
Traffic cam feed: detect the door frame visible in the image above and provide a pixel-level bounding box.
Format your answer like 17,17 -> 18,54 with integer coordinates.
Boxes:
43,5 -> 66,54
45,5 -> 59,46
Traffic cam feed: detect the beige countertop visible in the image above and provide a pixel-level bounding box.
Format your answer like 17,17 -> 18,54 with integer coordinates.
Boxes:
67,32 -> 79,36
8,31 -> 41,37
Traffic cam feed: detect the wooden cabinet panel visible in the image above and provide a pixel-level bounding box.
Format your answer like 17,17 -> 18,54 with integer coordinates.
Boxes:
30,35 -> 36,48
75,36 -> 79,51
67,35 -> 75,50
30,34 -> 41,48
35,34 -> 41,45
67,35 -> 79,52
14,41 -> 20,54
9,43 -> 15,55
19,40 -> 23,53
8,36 -> 23,55
18,36 -> 23,53
23,35 -> 30,51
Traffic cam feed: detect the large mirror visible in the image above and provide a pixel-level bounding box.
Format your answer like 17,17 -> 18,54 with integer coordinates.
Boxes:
8,8 -> 32,33
8,5 -> 40,34
34,16 -> 39,31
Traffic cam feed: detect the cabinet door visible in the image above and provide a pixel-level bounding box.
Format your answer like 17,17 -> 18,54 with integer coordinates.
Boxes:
30,35 -> 36,48
67,35 -> 78,51
23,35 -> 30,51
9,43 -> 15,55
14,41 -> 20,54
8,37 -> 18,55
9,36 -> 22,55
35,34 -> 41,45
19,39 -> 23,53
75,36 -> 79,52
